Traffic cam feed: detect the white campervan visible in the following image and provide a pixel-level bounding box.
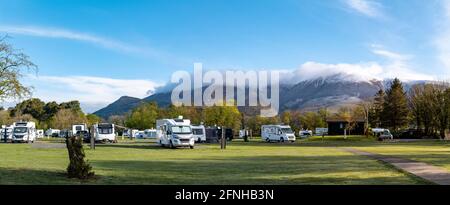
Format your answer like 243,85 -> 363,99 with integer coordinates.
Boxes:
45,128 -> 60,137
315,128 -> 328,136
93,123 -> 116,143
12,122 -> 36,143
72,124 -> 87,136
144,129 -> 157,139
1,125 -> 14,141
191,125 -> 206,143
36,129 -> 44,138
156,116 -> 195,149
261,125 -> 296,143
299,130 -> 313,138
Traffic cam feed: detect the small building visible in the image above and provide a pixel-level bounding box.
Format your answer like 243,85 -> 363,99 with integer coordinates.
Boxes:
327,117 -> 365,136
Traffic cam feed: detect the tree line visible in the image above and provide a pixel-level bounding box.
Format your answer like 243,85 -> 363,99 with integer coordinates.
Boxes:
0,98 -> 101,130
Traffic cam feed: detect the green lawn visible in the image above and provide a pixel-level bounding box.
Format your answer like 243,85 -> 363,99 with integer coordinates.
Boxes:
0,136 -> 441,185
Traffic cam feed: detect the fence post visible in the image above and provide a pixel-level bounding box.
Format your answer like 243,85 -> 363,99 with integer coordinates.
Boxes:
221,127 -> 226,149
90,126 -> 95,150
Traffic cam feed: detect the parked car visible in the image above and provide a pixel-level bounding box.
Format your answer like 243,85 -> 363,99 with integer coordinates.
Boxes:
76,130 -> 90,142
377,129 -> 393,141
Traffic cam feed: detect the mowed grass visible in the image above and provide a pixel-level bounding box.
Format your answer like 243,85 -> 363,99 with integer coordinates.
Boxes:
352,140 -> 450,173
0,136 -> 433,185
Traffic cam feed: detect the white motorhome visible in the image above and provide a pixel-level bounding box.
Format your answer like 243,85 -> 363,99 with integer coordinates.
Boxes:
135,131 -> 145,139
12,122 -> 36,143
261,125 -> 296,143
372,128 -> 393,141
156,116 -> 195,149
0,125 -> 14,141
36,129 -> 44,138
144,129 -> 157,139
191,125 -> 206,142
45,128 -> 60,137
93,123 -> 116,143
72,124 -> 87,136
299,130 -> 313,138
315,128 -> 328,136
239,129 -> 249,138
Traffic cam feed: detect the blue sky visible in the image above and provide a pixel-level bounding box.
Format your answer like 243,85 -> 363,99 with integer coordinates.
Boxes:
0,0 -> 449,112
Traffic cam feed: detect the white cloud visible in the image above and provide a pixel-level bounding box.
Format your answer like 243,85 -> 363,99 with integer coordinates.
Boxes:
20,75 -> 161,113
282,46 -> 434,84
0,25 -> 165,58
344,0 -> 383,18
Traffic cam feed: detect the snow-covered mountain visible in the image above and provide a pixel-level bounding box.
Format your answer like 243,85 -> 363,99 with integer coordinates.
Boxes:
93,73 -> 430,119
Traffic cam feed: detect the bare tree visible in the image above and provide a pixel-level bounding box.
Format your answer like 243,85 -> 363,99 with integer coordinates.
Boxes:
358,100 -> 373,137
0,36 -> 37,101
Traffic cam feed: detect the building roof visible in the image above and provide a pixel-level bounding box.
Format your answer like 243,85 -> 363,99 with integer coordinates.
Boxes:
326,117 -> 365,123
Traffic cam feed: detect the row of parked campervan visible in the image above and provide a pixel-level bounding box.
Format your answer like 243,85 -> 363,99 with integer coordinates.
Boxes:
0,122 -> 40,143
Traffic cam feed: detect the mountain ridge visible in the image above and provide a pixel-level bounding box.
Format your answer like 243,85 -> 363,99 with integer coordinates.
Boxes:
93,75 -> 430,119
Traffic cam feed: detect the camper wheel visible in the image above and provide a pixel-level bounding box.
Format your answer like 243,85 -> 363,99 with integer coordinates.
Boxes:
190,146 -> 194,149
265,138 -> 270,143
279,137 -> 285,143
169,140 -> 175,149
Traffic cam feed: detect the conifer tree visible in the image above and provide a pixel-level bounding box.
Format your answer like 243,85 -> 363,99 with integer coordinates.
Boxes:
381,78 -> 410,131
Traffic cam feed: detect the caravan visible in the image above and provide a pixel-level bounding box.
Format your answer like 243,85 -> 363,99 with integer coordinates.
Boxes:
144,129 -> 157,139
45,128 -> 60,137
1,125 -> 14,141
156,116 -> 195,149
191,125 -> 206,143
72,124 -> 87,135
36,129 -> 44,138
299,130 -> 313,138
93,123 -> 117,143
12,122 -> 36,143
261,125 -> 296,143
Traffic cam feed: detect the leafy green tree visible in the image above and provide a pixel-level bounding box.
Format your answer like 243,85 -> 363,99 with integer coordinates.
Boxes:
299,111 -> 327,131
9,98 -> 45,121
43,101 -> 60,121
125,102 -> 159,130
50,109 -> 85,130
59,101 -> 82,113
381,78 -> 410,131
203,105 -> 241,131
86,114 -> 101,127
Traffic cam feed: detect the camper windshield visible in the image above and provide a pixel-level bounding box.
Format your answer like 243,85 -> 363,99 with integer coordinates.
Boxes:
171,126 -> 192,134
192,128 -> 203,135
98,128 -> 113,134
281,128 -> 293,134
14,127 -> 28,133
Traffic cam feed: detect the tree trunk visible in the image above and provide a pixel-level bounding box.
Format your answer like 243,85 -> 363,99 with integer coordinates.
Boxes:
66,135 -> 95,179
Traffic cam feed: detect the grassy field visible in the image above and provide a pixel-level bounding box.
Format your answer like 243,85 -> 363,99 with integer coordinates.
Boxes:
0,136 -> 446,185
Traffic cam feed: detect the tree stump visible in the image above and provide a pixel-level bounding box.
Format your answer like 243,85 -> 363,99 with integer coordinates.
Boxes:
66,135 -> 95,179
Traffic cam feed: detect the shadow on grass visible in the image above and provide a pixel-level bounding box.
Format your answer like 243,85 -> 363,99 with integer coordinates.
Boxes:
90,155 -> 426,185
0,167 -> 82,185
95,143 -> 164,150
0,154 -> 430,185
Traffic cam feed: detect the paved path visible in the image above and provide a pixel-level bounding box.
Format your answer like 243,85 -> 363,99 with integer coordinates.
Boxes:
340,147 -> 450,185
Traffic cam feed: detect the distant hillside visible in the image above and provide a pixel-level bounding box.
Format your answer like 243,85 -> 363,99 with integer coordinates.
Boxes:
94,74 -> 434,119
94,96 -> 142,119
